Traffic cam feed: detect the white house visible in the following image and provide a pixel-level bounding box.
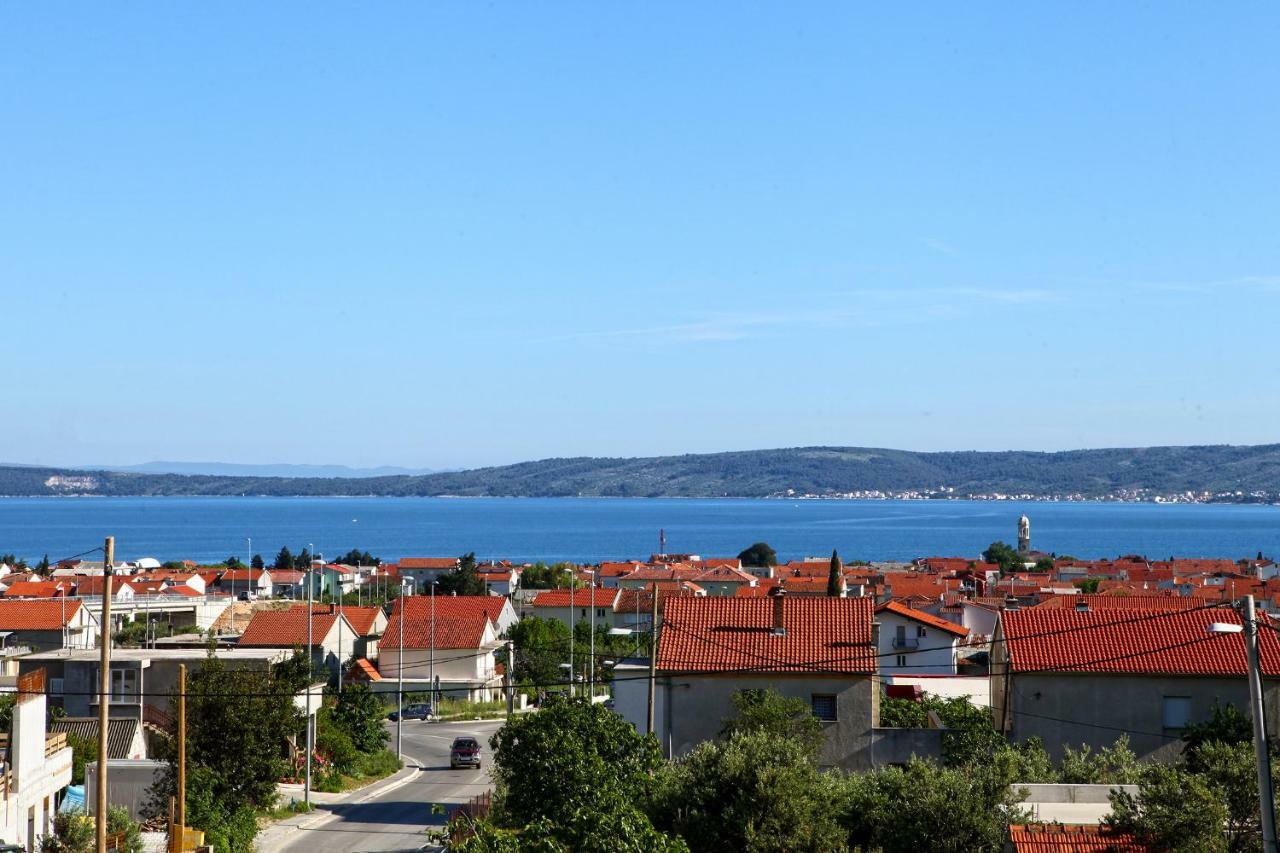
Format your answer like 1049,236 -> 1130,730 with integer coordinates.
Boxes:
378,611 -> 505,702
875,600 -> 967,676
395,595 -> 520,637
0,670 -> 74,850
527,588 -> 619,631
236,606 -> 357,681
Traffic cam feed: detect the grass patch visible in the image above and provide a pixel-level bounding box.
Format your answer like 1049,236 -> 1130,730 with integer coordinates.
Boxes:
263,800 -> 314,821
314,750 -> 404,793
435,699 -> 507,719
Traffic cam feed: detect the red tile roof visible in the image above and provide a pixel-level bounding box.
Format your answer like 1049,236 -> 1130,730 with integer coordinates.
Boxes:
220,569 -> 267,582
876,600 -> 968,637
380,614 -> 492,650
3,580 -> 67,599
399,557 -> 458,570
1007,824 -> 1147,852
160,586 -> 202,597
1032,593 -> 1203,611
340,606 -> 384,636
346,658 -> 383,682
0,599 -> 83,630
391,595 -> 508,624
237,610 -> 340,647
1000,606 -> 1280,675
529,589 -> 619,609
658,596 -> 876,675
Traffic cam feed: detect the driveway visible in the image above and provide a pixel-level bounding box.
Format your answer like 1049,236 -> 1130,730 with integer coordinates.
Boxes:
261,719 -> 504,853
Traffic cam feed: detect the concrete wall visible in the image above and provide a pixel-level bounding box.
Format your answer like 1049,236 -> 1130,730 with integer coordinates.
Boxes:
85,761 -> 166,820
380,647 -> 496,683
866,727 -> 945,765
661,673 -> 880,771
997,671 -> 1280,761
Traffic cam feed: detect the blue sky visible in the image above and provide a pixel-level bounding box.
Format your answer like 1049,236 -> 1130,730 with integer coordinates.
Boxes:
2,4 -> 1278,470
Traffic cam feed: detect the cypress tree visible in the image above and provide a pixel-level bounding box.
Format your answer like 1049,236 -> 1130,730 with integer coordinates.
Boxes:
826,549 -> 842,597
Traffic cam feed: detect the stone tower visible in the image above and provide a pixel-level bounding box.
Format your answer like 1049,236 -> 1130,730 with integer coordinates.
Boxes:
1017,514 -> 1031,554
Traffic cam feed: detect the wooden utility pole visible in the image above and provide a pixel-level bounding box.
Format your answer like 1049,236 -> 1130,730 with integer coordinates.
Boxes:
177,664 -> 187,830
96,536 -> 114,853
646,590 -> 659,736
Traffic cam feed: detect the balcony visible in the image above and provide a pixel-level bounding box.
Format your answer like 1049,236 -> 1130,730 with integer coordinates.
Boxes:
891,637 -> 920,650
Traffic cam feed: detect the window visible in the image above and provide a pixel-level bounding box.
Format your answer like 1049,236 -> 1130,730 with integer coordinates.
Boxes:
94,667 -> 138,703
895,655 -> 907,668
811,694 -> 837,722
1163,696 -> 1192,730
916,626 -> 927,638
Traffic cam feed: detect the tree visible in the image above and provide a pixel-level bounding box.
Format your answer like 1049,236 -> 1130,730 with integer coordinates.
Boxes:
1182,701 -> 1252,772
41,810 -> 94,853
1108,762 -> 1232,853
274,546 -> 295,571
297,547 -> 312,569
1075,578 -> 1101,594
827,549 -> 843,597
334,549 -> 379,567
520,562 -> 579,589
1057,736 -> 1142,785
651,731 -> 845,853
737,542 -> 777,568
250,554 -> 265,570
720,689 -> 824,759
331,684 -> 389,753
36,554 -> 50,573
982,541 -> 1024,573
225,555 -> 242,568
1034,556 -> 1055,572
504,616 -> 571,690
437,552 -> 486,596
839,758 -> 1029,853
151,650 -> 303,818
487,696 -> 677,850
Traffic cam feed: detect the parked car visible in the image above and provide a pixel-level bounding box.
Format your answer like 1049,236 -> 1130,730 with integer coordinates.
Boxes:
389,703 -> 432,722
450,737 -> 482,769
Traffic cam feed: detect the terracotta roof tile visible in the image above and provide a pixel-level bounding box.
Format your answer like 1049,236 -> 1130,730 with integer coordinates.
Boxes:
399,557 -> 458,570
238,610 -> 340,647
391,595 -> 508,624
1007,824 -> 1147,852
2,580 -> 67,598
658,596 -> 876,674
0,599 -> 83,630
340,606 -> 384,636
1032,593 -> 1203,611
1001,606 -> 1278,675
876,600 -> 968,637
381,614 -> 491,650
529,589 -> 619,609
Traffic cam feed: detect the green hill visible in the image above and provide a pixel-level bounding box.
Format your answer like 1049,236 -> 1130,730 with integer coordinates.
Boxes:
5,444 -> 1280,500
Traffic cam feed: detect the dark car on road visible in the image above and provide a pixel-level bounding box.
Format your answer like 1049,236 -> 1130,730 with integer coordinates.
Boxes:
388,703 -> 431,722
450,737 -> 482,769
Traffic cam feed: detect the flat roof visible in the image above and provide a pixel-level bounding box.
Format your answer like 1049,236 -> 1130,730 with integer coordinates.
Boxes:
26,648 -> 289,663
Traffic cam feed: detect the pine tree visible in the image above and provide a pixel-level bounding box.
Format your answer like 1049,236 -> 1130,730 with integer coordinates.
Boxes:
826,549 -> 842,597
274,546 -> 295,570
297,547 -> 312,570
250,554 -> 265,570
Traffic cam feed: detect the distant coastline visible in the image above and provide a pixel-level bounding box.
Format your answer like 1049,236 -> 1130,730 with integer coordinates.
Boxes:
4,444 -> 1280,503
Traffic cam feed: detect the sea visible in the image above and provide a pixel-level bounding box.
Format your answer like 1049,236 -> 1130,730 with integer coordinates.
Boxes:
0,497 -> 1278,566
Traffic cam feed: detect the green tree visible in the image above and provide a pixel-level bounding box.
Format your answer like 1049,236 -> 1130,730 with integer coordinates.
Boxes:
1108,762 -> 1231,853
274,546 -> 295,570
331,684 -> 390,753
720,689 -> 824,758
1034,556 -> 1056,572
487,696 -> 676,850
982,541 -> 1025,572
652,730 -> 845,853
1182,701 -> 1253,772
878,693 -> 1005,767
437,552 -> 486,596
520,562 -> 579,589
36,553 -> 50,573
1057,735 -> 1142,785
1075,577 -> 1101,593
297,546 -> 312,569
334,549 -> 379,567
225,555 -> 242,568
41,810 -> 94,853
184,767 -> 260,853
827,549 -> 843,597
839,759 -> 1029,853
736,542 -> 777,568
504,616 -> 570,691
250,553 -> 265,570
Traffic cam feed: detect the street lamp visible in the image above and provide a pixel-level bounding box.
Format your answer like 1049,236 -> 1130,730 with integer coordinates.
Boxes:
397,578 -> 410,759
1207,595 -> 1277,853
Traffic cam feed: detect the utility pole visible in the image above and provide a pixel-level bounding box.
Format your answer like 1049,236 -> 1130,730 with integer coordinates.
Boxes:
568,581 -> 575,698
96,536 -> 114,853
305,559 -> 313,808
588,572 -> 597,700
1243,595 -> 1278,853
429,582 -> 436,716
177,664 -> 187,833
396,580 -> 405,759
646,588 -> 658,736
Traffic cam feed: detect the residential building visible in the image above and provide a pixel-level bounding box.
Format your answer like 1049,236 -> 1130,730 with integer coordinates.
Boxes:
398,557 -> 460,592
477,565 -> 520,596
527,588 -> 619,631
70,576 -> 136,601
270,570 -> 305,598
310,564 -> 357,599
2,581 -> 68,599
339,605 -> 388,660
392,595 -> 519,636
236,607 -> 358,681
0,600 -> 96,651
378,610 -> 505,702
875,600 -> 967,676
0,670 -> 74,851
49,717 -> 148,760
690,566 -> 759,596
219,569 -> 273,599
632,591 -> 884,770
1006,824 -> 1146,852
991,604 -> 1278,760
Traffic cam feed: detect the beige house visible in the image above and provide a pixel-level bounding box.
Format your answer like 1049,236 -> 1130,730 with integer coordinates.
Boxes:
378,610 -> 505,702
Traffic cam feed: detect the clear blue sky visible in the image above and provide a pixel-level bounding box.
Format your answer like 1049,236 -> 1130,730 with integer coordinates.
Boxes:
3,4 -> 1278,470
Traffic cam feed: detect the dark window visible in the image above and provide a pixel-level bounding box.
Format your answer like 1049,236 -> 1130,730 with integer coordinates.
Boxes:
811,693 -> 837,722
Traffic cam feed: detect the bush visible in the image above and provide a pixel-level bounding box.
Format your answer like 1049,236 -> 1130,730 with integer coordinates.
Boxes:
41,811 -> 94,853
353,749 -> 402,779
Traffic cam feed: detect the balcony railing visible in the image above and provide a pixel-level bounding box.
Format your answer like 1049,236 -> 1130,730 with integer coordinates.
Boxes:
45,732 -> 67,757
891,637 -> 921,650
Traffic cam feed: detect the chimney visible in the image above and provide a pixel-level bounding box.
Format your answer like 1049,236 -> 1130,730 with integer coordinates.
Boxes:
1074,598 -> 1091,613
1004,595 -> 1020,611
769,586 -> 786,636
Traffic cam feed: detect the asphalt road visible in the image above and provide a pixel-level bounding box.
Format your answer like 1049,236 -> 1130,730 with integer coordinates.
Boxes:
268,719 -> 503,853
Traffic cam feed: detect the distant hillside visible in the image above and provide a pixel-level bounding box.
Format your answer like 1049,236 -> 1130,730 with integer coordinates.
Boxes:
83,461 -> 442,478
4,445 -> 1280,500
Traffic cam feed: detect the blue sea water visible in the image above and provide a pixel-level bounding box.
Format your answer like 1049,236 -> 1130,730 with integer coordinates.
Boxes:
0,497 -> 1277,566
